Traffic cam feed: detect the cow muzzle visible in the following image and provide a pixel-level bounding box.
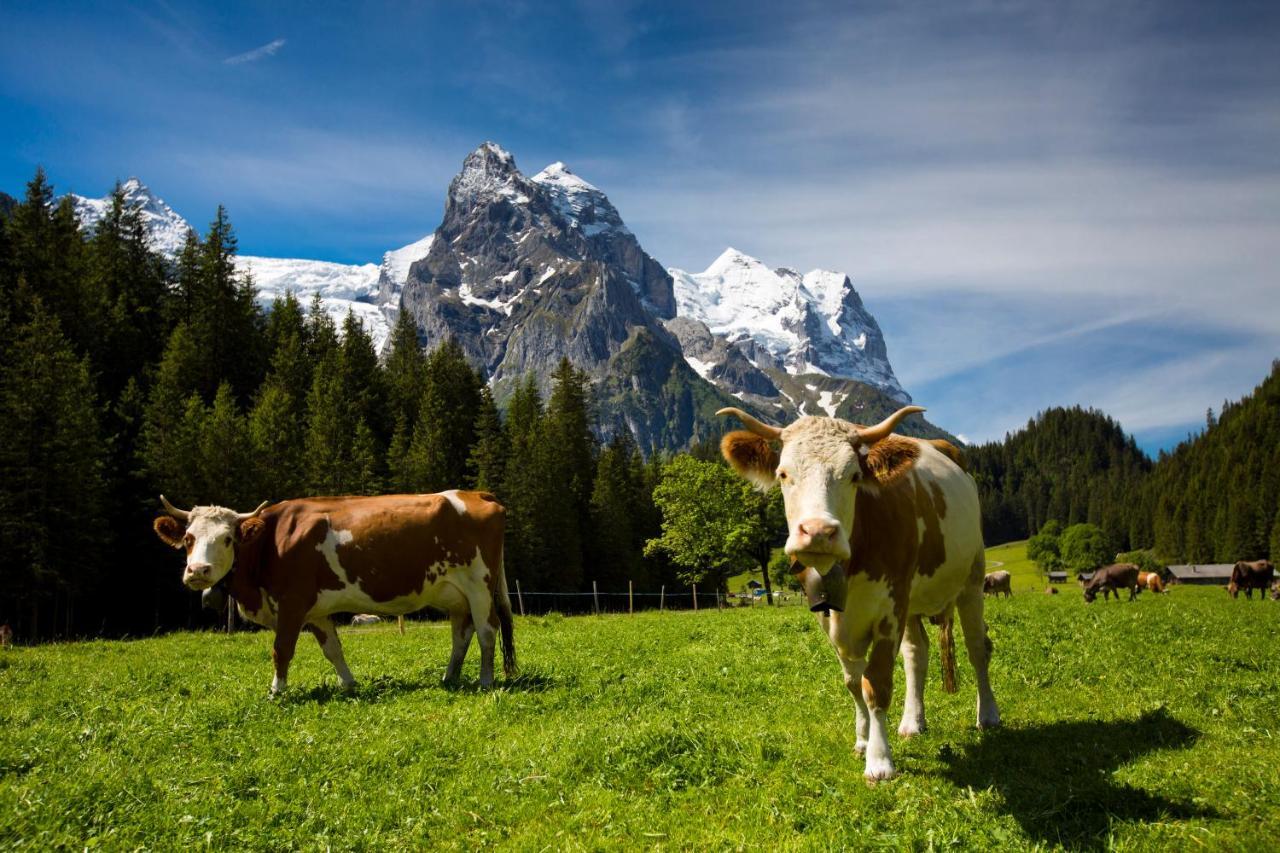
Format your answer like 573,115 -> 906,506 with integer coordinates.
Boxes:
786,518 -> 848,570
184,563 -> 215,589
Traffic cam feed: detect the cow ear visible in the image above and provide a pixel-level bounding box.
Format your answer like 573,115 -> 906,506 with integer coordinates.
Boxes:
153,516 -> 185,549
859,435 -> 920,487
238,516 -> 266,545
721,431 -> 779,491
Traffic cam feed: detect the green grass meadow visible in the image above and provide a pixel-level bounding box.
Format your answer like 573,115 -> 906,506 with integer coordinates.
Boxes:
2,584 -> 1279,850
985,540 -> 1047,592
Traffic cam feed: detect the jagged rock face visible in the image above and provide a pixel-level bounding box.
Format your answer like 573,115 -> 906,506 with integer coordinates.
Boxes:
400,143 -> 679,395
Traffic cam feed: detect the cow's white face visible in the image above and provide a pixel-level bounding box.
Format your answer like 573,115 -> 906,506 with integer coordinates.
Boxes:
721,413 -> 924,573
774,420 -> 866,571
154,507 -> 241,589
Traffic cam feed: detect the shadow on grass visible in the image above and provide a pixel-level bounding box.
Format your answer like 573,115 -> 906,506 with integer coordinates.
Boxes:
281,667 -> 563,704
938,707 -> 1214,850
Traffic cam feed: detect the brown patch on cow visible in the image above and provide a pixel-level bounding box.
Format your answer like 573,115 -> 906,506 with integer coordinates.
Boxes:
927,439 -> 967,471
299,493 -> 505,604
721,431 -> 779,483
912,475 -> 947,577
848,478 -> 918,582
305,623 -> 328,646
860,435 -> 920,487
876,616 -> 894,639
153,516 -> 184,549
239,517 -> 267,544
861,638 -> 897,711
928,481 -> 947,520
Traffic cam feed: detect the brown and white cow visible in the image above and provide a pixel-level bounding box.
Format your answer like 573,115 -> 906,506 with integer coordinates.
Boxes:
1228,560 -> 1275,600
153,491 -> 515,694
1137,571 -> 1166,594
1082,563 -> 1140,603
719,405 -> 999,781
983,570 -> 1012,597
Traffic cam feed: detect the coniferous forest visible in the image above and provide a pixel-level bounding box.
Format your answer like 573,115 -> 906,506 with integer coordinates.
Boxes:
1,168 -> 1277,641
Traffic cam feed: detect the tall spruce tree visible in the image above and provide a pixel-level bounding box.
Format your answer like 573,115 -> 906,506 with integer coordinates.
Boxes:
0,301 -> 108,638
468,385 -> 508,493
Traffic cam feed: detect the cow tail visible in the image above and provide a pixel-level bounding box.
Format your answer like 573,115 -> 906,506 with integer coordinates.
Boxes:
938,610 -> 958,694
494,554 -> 517,678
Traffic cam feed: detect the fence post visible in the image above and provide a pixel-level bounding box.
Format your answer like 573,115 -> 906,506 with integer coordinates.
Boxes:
516,580 -> 525,617
629,580 -> 634,615
693,584 -> 698,612
660,585 -> 665,611
593,581 -> 600,615
226,599 -> 235,634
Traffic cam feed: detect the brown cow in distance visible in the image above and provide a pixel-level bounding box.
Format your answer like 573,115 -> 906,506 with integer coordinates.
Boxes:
153,491 -> 515,694
983,570 -> 1012,597
1228,560 -> 1275,600
1138,571 -> 1166,594
1083,563 -> 1140,603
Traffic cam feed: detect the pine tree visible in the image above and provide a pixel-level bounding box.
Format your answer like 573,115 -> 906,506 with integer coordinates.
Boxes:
468,385 -> 508,492
501,375 -> 546,587
138,323 -> 205,504
199,383 -> 255,508
249,379 -> 305,500
0,301 -> 108,637
405,339 -> 482,492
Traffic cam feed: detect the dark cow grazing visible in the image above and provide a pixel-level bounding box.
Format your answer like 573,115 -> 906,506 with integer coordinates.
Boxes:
1138,571 -> 1166,594
1228,560 -> 1275,600
983,570 -> 1012,597
1083,563 -> 1140,603
153,491 -> 515,694
720,405 -> 999,781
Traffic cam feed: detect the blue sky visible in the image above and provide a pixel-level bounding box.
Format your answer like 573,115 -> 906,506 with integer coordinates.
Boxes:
2,0 -> 1278,451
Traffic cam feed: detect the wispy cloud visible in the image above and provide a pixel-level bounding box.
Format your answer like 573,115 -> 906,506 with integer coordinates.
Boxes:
224,37 -> 285,65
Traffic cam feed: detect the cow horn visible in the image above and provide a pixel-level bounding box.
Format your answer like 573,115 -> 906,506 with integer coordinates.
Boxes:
236,501 -> 270,521
159,494 -> 190,521
856,405 -> 927,445
716,407 -> 783,441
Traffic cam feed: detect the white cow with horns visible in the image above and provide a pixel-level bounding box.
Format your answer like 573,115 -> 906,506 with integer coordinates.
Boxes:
718,404 -> 1000,781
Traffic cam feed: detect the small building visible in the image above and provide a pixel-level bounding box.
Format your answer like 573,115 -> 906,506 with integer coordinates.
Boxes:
1047,571 -> 1068,584
1166,564 -> 1234,585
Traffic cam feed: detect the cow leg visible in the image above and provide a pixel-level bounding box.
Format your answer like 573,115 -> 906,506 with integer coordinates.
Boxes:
462,585 -> 498,688
956,583 -> 1001,729
306,618 -> 355,688
270,612 -> 306,696
898,615 -> 928,738
443,609 -> 474,684
837,656 -> 871,755
861,637 -> 898,780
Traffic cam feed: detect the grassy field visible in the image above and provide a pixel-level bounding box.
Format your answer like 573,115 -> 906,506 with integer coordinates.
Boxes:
3,587 -> 1279,850
986,540 -> 1046,592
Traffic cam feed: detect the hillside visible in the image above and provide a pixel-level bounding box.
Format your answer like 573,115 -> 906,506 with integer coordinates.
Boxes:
969,359 -> 1280,564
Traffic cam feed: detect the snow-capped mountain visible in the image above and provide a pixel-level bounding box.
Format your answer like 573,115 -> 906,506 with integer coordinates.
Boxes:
57,146 -> 950,448
71,178 -> 192,257
66,179 -> 437,352
400,142 -> 679,382
668,248 -> 909,415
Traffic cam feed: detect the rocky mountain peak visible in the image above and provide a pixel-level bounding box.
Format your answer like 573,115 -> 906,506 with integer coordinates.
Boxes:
669,248 -> 909,405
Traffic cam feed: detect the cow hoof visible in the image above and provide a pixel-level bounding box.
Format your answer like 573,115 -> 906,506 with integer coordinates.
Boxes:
898,722 -> 925,738
977,714 -> 1002,730
863,759 -> 896,782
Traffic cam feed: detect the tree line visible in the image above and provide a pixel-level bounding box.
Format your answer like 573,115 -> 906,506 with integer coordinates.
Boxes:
969,363 -> 1280,565
0,169 -> 783,641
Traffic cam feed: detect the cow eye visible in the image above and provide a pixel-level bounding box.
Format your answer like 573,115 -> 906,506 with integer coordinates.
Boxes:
778,471 -> 788,481
183,534 -> 193,548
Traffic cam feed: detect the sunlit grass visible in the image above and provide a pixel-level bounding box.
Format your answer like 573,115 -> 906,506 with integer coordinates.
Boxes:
2,587 -> 1277,849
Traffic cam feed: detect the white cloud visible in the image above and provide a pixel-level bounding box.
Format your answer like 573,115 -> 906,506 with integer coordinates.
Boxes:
224,38 -> 286,65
